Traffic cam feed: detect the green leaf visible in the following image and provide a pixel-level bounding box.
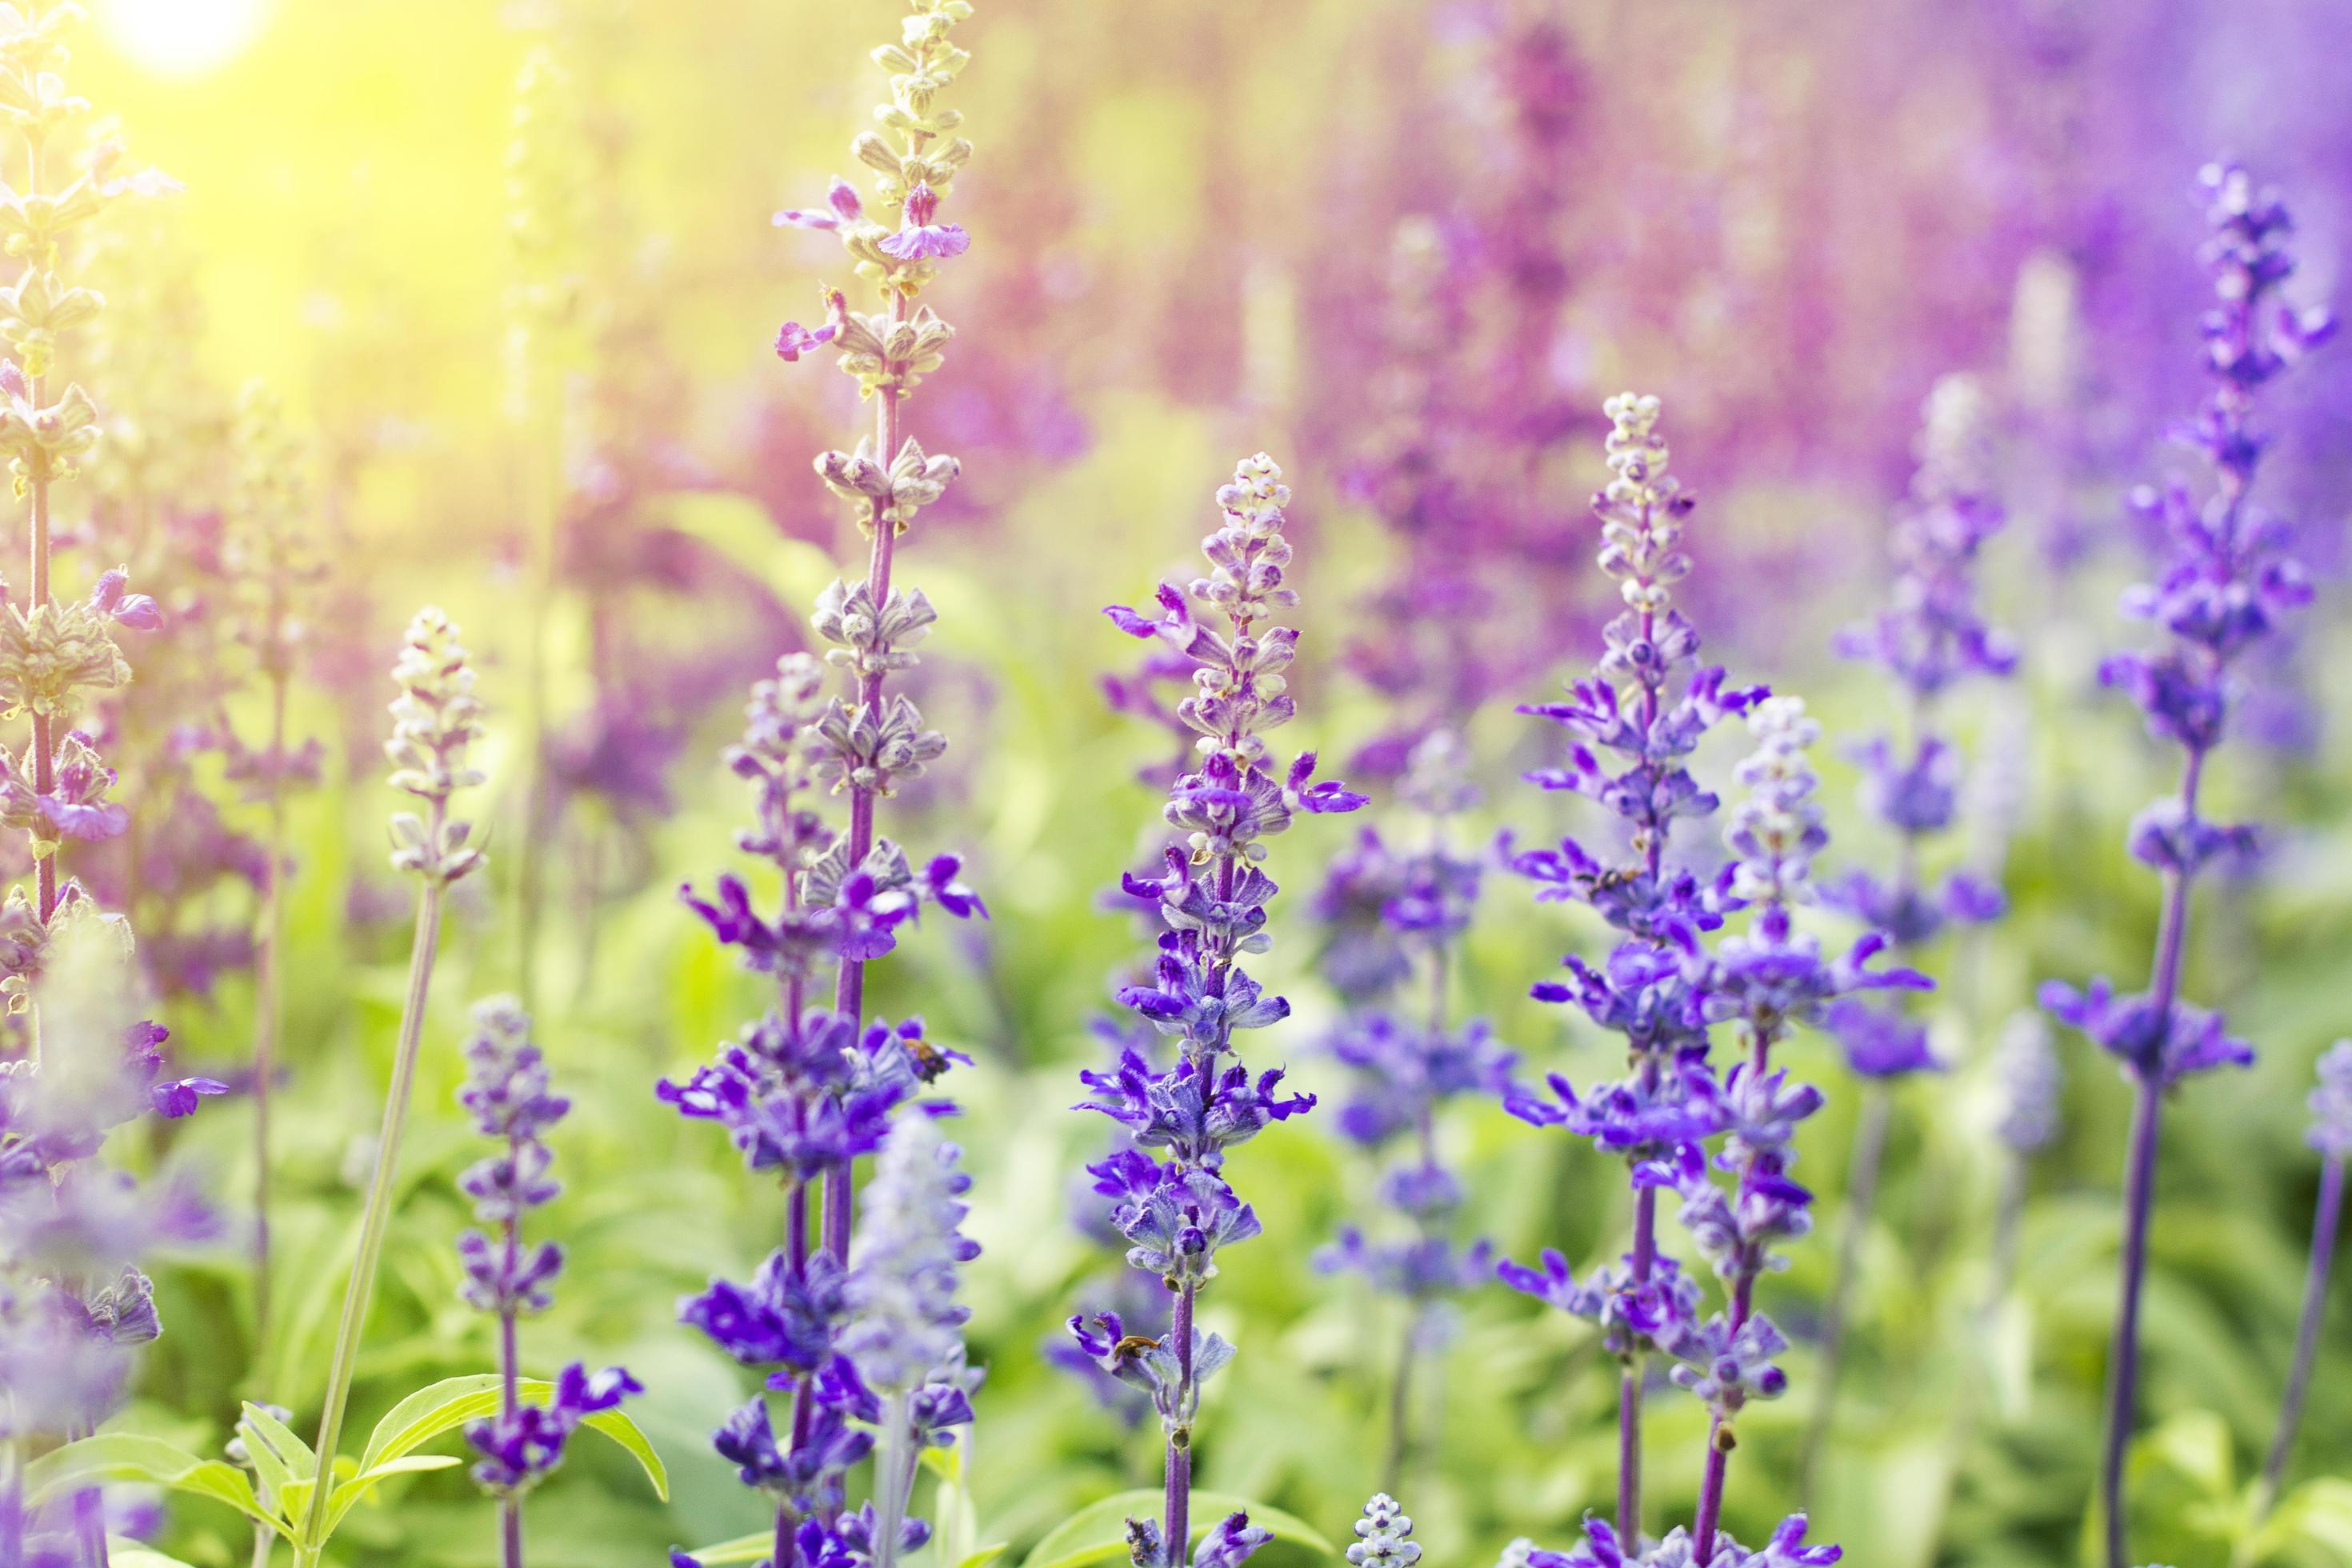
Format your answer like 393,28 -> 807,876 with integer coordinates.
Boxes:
239,1402 -> 318,1479
674,1530 -> 773,1566
22,1435 -> 280,1535
1019,1490 -> 1334,1568
323,1454 -> 464,1534
109,1544 -> 199,1568
582,1406 -> 670,1502
352,1373 -> 666,1502
236,1399 -> 315,1518
956,1546 -> 1012,1568
356,1373 -> 504,1474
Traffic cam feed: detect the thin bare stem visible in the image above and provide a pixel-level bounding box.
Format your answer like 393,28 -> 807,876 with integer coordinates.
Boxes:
294,877 -> 447,1566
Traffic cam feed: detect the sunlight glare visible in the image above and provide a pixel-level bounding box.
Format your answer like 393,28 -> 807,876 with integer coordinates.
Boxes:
102,0 -> 270,78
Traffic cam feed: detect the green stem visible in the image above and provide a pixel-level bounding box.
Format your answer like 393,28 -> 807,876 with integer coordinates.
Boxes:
870,1392 -> 914,1568
293,877 -> 446,1565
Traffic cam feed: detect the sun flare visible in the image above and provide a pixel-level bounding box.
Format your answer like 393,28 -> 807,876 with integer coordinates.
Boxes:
101,0 -> 269,78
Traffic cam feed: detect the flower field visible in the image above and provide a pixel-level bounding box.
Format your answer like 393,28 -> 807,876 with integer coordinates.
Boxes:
5,2 -> 2352,1568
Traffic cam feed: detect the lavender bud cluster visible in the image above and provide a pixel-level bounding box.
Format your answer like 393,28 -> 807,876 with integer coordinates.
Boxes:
1075,454 -> 1364,1568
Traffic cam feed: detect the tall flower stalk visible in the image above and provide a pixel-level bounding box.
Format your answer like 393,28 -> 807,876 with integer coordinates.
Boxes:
456,998 -> 642,1568
1074,454 -> 1364,1568
770,0 -> 976,1260
294,607 -> 487,1568
1495,394 -> 1760,1544
225,382 -> 324,1334
2040,161 -> 2334,1568
664,9 -> 983,1564
1310,731 -> 1512,1489
0,13 -> 190,1561
1679,698 -> 1919,1560
505,38 -> 586,1013
2245,1042 -> 2352,1538
1800,372 -> 2016,1497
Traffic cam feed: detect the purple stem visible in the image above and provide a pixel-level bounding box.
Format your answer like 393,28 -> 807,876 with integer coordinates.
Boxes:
2102,1074 -> 2164,1568
1690,1270 -> 1756,1565
2101,747 -> 2204,1568
2256,1153 -> 2344,1512
498,1129 -> 526,1568
1618,1183 -> 1657,1541
1164,1282 -> 1196,1563
824,290 -> 914,1265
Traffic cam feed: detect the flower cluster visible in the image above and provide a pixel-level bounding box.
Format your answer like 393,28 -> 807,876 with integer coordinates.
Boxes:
0,925 -> 222,1561
1347,1494 -> 1422,1568
1498,400 -> 1895,1558
1310,731 -> 1511,1477
0,15 -> 218,1559
1825,374 -> 2015,1069
1497,397 -> 1760,1535
2041,162 -> 2333,1568
1527,1512 -> 1839,1568
2044,163 -> 2331,1090
673,1115 -> 977,1568
453,999 -> 641,1505
385,607 -> 488,886
671,10 -> 984,1567
1078,453 -> 1362,1568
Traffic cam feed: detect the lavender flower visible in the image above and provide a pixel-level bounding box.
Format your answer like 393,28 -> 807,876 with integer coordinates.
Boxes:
453,997 -> 638,1566
297,611 -> 489,1566
1682,701 -> 1917,1557
670,17 -> 983,1566
1824,373 -> 2015,963
1080,453 -> 1362,1568
0,22 -> 194,1558
769,0 -> 986,1274
843,1117 -> 980,1568
2038,163 -> 2332,1568
1311,731 -> 1511,1485
1346,1494 -> 1420,1568
1496,394 -> 1762,1543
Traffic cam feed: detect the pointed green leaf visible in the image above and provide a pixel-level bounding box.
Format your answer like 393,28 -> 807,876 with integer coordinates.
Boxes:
674,1530 -> 772,1566
356,1374 -> 504,1473
109,1544 -> 199,1568
238,1402 -> 318,1480
323,1454 -> 464,1533
956,1546 -> 1011,1568
350,1373 -> 666,1502
22,1435 -> 281,1535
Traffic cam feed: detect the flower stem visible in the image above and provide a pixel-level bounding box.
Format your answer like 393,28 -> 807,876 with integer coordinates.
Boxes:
1381,1310 -> 1418,1494
498,1141 -> 526,1568
2099,1070 -> 2164,1568
2100,748 -> 2202,1568
1690,1266 -> 1755,1566
872,1392 -> 914,1568
1798,1079 -> 1893,1507
825,290 -> 913,1262
1163,1281 -> 1195,1564
1618,1182 -> 1656,1542
294,877 -> 447,1566
2249,1152 -> 2345,1532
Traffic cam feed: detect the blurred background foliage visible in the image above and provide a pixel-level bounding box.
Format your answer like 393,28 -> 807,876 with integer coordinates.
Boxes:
62,0 -> 2352,1565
